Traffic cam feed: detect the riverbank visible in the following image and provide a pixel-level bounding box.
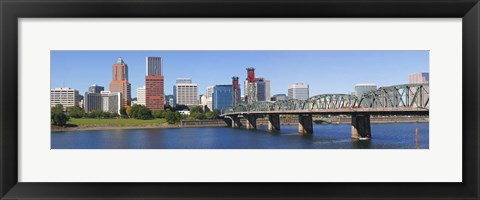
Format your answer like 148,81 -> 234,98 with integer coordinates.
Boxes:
52,118 -> 181,132
52,116 -> 429,132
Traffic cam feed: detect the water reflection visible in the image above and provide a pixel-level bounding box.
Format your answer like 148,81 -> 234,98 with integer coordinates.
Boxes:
51,123 -> 429,149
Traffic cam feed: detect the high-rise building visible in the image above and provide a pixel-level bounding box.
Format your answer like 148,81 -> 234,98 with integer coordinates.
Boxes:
109,57 -> 131,107
409,72 -> 429,84
213,84 -> 233,113
271,94 -> 287,101
265,79 -> 271,101
354,83 -> 377,98
146,56 -> 162,76
175,78 -> 198,105
288,83 -> 309,100
255,78 -> 267,101
88,84 -> 104,94
245,68 -> 257,103
145,56 -> 165,111
136,86 -> 146,106
205,86 -> 214,111
232,77 -> 241,107
50,87 -> 80,108
84,91 -> 122,114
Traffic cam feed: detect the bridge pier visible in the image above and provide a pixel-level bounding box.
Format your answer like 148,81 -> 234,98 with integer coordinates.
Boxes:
245,114 -> 257,129
231,115 -> 243,128
268,114 -> 281,131
351,114 -> 371,139
223,118 -> 232,127
298,114 -> 313,135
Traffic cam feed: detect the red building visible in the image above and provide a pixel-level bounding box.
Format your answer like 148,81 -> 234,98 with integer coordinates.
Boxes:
109,57 -> 131,107
145,57 -> 165,111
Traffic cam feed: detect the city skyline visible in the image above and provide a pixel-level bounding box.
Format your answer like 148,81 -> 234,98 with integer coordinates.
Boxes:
51,50 -> 429,98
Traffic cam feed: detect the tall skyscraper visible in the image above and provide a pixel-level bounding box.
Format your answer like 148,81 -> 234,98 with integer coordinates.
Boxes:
232,77 -> 241,107
354,83 -> 377,98
84,91 -> 122,114
213,84 -> 233,113
88,84 -> 104,94
288,83 -> 309,100
245,68 -> 257,104
109,57 -> 131,107
409,72 -> 429,84
175,78 -> 198,105
145,57 -> 165,111
146,56 -> 162,76
50,87 -> 80,108
136,86 -> 146,106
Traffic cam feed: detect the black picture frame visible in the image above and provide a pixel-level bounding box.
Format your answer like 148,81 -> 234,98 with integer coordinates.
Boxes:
1,0 -> 479,199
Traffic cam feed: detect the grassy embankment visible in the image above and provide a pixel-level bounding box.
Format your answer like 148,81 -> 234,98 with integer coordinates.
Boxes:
68,118 -> 168,127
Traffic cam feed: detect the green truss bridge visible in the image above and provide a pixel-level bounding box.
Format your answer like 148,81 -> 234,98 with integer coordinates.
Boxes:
220,84 -> 429,139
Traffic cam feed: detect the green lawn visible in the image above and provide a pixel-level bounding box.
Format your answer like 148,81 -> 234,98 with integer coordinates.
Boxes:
68,118 -> 167,126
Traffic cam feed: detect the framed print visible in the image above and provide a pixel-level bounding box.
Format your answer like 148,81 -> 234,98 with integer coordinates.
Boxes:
1,0 -> 479,199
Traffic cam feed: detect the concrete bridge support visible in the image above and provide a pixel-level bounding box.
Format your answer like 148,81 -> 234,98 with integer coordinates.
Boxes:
245,114 -> 257,129
268,114 -> 281,131
223,118 -> 232,127
231,116 -> 243,128
298,114 -> 313,135
351,114 -> 371,139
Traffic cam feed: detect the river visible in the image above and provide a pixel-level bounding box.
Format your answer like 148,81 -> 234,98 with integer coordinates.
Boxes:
51,123 -> 429,149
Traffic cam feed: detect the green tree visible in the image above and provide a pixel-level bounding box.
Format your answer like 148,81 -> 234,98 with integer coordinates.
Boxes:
205,111 -> 216,119
204,106 -> 211,113
51,104 -> 69,126
188,112 -> 205,120
189,106 -> 204,114
153,110 -> 165,118
129,104 -> 153,120
164,110 -> 181,124
126,106 -> 133,118
66,106 -> 85,118
120,107 -> 128,118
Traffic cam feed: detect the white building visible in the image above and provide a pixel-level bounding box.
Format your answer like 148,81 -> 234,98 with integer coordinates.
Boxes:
175,83 -> 198,105
50,87 -> 80,108
205,86 -> 214,111
288,83 -> 309,100
136,86 -> 146,106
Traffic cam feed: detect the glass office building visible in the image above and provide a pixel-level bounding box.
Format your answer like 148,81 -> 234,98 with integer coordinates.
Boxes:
212,84 -> 233,113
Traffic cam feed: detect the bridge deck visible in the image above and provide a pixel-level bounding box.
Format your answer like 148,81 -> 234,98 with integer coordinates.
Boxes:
221,108 -> 429,116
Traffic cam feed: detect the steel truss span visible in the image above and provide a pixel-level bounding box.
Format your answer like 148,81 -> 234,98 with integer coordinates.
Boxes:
224,84 -> 429,116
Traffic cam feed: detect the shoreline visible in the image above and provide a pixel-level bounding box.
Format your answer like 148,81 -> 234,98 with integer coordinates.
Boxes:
52,119 -> 428,132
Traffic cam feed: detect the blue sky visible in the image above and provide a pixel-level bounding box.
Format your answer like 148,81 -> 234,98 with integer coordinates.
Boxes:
51,50 -> 429,98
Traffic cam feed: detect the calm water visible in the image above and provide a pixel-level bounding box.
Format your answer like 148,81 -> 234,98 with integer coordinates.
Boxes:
51,123 -> 429,149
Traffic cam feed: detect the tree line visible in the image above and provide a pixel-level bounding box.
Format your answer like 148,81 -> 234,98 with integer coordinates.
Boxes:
51,104 -> 221,127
